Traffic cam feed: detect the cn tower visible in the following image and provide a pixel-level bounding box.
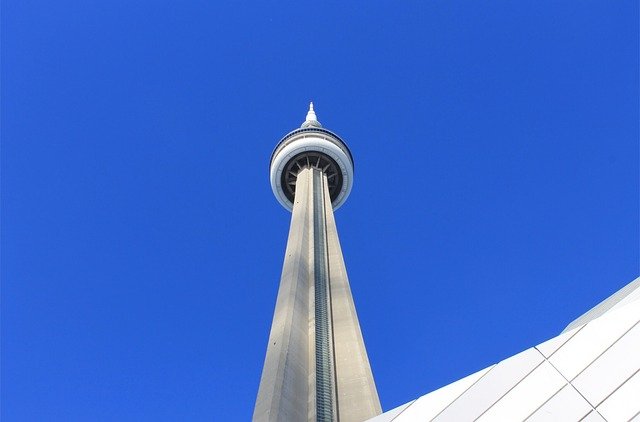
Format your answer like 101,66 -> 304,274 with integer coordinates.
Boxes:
253,104 -> 382,421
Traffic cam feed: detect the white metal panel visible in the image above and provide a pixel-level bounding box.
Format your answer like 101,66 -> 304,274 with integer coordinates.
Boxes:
367,401 -> 415,422
563,277 -> 640,332
368,279 -> 640,422
394,366 -> 494,421
433,348 -> 544,421
572,322 -> 640,406
536,326 -> 582,358
476,360 -> 566,422
581,410 -> 607,421
550,300 -> 640,381
525,385 -> 592,421
597,370 -> 640,422
611,281 -> 640,311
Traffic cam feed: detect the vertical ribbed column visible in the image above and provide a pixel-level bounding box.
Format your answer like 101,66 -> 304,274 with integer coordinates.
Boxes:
312,168 -> 335,422
322,176 -> 382,421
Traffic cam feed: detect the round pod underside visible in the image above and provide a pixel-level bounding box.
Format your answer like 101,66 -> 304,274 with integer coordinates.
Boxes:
270,129 -> 354,211
280,152 -> 343,205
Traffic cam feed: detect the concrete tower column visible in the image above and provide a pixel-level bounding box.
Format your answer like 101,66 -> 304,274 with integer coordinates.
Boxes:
254,105 -> 381,422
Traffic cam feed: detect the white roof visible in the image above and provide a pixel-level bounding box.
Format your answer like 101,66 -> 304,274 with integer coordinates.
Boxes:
370,277 -> 640,422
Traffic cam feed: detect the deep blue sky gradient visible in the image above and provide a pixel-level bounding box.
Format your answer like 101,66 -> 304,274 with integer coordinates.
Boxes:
2,1 -> 639,420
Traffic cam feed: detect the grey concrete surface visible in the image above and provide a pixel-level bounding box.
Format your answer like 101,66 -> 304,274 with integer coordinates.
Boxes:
254,167 -> 381,421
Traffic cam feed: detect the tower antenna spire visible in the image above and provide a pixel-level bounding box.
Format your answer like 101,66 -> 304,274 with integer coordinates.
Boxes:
302,101 -> 322,128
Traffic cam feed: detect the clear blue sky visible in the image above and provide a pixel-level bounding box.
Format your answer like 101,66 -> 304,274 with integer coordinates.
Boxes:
2,1 -> 638,420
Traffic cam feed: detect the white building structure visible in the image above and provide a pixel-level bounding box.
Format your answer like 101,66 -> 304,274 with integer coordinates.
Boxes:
370,276 -> 640,422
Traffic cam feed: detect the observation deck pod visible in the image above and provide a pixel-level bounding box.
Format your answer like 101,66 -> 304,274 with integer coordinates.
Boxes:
269,104 -> 354,211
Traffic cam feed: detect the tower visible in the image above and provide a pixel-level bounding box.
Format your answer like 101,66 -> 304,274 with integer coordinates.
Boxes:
254,104 -> 382,421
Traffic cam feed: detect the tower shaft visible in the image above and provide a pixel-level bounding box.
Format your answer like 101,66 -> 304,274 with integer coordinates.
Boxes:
254,167 -> 381,422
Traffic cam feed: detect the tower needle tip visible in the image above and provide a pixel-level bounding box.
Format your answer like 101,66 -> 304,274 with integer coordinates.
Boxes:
302,101 -> 321,128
